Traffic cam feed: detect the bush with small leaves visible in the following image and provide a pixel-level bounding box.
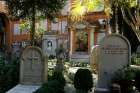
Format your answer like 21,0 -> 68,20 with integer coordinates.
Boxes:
74,69 -> 93,93
34,71 -> 66,93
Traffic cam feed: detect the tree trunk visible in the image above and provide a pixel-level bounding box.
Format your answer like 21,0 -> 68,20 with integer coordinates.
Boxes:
31,2 -> 35,46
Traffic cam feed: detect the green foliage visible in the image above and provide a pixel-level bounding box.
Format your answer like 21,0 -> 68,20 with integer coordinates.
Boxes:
131,53 -> 140,65
134,69 -> 140,92
7,0 -> 67,19
34,80 -> 64,93
19,21 -> 30,32
74,69 -> 93,93
0,57 -> 19,93
112,67 -> 135,93
51,71 -> 66,86
34,71 -> 66,93
6,0 -> 67,45
55,44 -> 65,57
113,67 -> 135,81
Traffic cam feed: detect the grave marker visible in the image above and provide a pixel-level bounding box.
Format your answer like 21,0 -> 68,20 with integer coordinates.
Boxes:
20,46 -> 47,85
96,34 -> 131,92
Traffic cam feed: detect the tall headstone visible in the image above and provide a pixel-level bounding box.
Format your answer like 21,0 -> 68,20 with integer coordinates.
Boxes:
136,45 -> 140,54
20,46 -> 48,85
136,45 -> 140,58
97,34 -> 130,92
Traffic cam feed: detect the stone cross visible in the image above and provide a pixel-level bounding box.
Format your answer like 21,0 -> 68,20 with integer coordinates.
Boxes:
28,55 -> 39,70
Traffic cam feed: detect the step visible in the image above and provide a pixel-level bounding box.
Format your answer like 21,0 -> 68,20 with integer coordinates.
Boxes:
6,84 -> 41,93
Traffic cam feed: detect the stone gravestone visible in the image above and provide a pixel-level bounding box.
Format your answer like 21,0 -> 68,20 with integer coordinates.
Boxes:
90,45 -> 99,73
137,45 -> 140,52
7,46 -> 48,93
96,34 -> 130,92
136,45 -> 140,56
20,46 -> 48,85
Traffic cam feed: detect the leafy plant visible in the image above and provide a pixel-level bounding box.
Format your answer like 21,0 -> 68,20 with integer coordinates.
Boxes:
74,69 -> 93,93
112,67 -> 135,93
51,71 -> 66,87
34,71 -> 66,93
7,0 -> 67,45
131,53 -> 140,65
34,80 -> 64,93
134,69 -> 140,92
0,57 -> 19,93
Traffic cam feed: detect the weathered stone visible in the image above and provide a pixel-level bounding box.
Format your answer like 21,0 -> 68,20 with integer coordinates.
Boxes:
137,45 -> 140,53
90,45 -> 100,73
20,46 -> 47,85
6,84 -> 40,93
97,34 -> 131,90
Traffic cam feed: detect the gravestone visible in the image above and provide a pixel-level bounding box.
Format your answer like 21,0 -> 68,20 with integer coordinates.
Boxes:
90,45 -> 99,73
136,45 -> 140,57
7,46 -> 48,93
96,34 -> 130,92
20,46 -> 48,85
137,45 -> 140,54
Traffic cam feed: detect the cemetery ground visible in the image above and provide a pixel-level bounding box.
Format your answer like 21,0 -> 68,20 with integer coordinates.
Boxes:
1,54 -> 140,93
2,35 -> 140,93
2,57 -> 140,93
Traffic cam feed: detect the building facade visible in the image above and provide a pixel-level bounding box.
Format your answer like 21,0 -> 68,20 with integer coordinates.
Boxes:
0,0 -> 108,61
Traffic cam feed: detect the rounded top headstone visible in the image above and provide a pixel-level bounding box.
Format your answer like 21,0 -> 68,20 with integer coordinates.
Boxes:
97,34 -> 131,89
20,46 -> 47,85
100,34 -> 131,49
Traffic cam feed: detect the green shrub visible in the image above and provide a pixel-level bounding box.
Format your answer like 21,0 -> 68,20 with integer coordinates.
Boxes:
112,67 -> 135,93
51,71 -> 66,87
74,69 -> 93,93
34,71 -> 66,93
131,53 -> 140,65
0,57 -> 19,93
134,69 -> 140,92
34,80 -> 65,93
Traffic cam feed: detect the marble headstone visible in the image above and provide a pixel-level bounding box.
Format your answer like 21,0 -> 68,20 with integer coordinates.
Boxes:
97,34 -> 130,91
90,45 -> 99,73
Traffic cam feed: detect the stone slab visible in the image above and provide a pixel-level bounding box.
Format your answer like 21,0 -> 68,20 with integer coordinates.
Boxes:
70,53 -> 89,62
98,34 -> 130,89
6,84 -> 40,93
20,46 -> 47,85
94,88 -> 109,93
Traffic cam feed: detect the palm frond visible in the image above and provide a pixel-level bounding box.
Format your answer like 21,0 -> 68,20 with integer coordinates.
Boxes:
70,0 -> 102,22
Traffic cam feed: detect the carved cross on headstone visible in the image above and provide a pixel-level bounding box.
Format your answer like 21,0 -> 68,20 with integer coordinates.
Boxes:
27,52 -> 39,70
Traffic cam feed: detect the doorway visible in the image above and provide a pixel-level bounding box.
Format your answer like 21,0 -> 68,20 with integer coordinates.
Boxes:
0,14 -> 6,52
